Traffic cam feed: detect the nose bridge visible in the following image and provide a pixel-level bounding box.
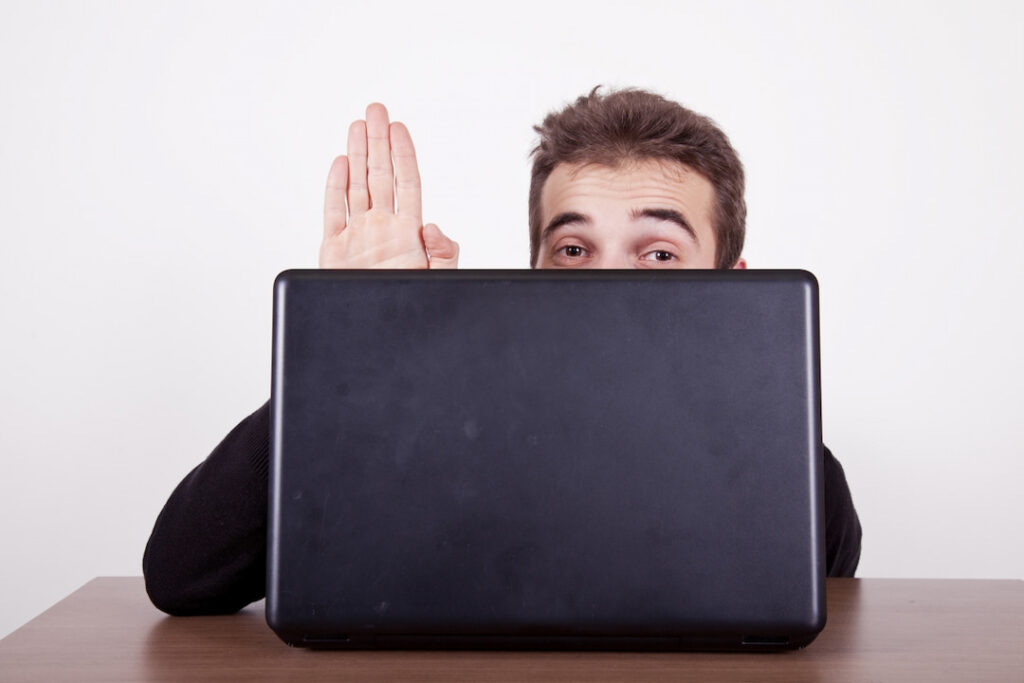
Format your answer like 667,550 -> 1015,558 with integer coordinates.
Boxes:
594,251 -> 632,269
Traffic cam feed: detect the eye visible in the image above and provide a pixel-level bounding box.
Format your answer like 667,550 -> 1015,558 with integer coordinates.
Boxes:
559,245 -> 586,258
641,250 -> 677,262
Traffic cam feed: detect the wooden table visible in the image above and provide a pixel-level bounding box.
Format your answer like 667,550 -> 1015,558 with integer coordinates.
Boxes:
1,578 -> 1021,681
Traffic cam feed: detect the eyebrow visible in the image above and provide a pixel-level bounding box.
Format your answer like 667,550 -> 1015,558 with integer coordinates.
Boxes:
630,207 -> 698,243
540,211 -> 589,242
540,208 -> 699,244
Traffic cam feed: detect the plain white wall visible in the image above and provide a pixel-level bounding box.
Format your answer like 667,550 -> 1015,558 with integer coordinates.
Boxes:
1,0 -> 1021,638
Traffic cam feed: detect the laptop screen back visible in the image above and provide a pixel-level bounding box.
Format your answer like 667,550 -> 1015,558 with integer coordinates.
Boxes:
267,269 -> 826,650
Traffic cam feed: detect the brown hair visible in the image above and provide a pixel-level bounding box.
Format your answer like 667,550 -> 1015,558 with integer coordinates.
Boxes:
528,87 -> 746,268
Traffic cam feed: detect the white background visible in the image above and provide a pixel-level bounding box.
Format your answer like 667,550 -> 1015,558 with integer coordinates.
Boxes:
1,0 -> 1021,639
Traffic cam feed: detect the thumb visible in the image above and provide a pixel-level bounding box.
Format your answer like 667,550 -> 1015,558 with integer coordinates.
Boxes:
423,223 -> 459,269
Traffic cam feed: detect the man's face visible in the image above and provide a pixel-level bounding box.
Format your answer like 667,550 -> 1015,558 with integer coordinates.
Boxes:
534,159 -> 745,270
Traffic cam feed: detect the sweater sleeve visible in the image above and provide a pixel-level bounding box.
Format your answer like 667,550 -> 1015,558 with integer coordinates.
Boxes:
143,401 -> 271,615
822,445 -> 862,577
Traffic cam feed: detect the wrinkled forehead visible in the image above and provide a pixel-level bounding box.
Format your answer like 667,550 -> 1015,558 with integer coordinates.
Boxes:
540,158 -> 715,224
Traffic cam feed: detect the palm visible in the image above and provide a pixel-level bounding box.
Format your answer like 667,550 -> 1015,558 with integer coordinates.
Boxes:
320,210 -> 427,269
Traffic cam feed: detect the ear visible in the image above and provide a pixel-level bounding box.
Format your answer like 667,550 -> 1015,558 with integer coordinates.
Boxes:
731,257 -> 747,270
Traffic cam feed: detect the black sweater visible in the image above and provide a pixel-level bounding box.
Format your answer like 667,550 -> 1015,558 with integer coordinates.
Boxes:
143,401 -> 863,615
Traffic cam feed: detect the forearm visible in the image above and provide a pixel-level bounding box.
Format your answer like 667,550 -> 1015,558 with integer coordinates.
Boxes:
143,402 -> 271,615
823,446 -> 863,577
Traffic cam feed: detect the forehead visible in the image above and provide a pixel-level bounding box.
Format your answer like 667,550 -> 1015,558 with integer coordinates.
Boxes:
540,158 -> 715,225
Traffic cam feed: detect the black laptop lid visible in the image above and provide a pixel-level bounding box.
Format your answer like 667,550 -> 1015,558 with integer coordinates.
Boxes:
267,270 -> 825,650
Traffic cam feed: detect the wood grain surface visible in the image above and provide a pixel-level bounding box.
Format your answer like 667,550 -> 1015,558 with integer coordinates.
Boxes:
1,577 -> 1021,682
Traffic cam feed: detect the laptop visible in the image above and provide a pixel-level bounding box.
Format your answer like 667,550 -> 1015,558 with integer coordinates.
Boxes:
267,269 -> 826,650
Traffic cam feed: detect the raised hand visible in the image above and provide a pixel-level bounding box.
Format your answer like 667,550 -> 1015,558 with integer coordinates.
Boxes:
319,103 -> 459,269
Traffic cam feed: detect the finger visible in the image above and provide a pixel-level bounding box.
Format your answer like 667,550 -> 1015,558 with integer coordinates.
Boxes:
424,223 -> 459,269
347,119 -> 369,217
365,103 -> 394,211
390,122 -> 422,225
323,155 -> 349,239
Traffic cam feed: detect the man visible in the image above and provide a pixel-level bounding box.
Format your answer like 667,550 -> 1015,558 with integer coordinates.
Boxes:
143,88 -> 862,615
